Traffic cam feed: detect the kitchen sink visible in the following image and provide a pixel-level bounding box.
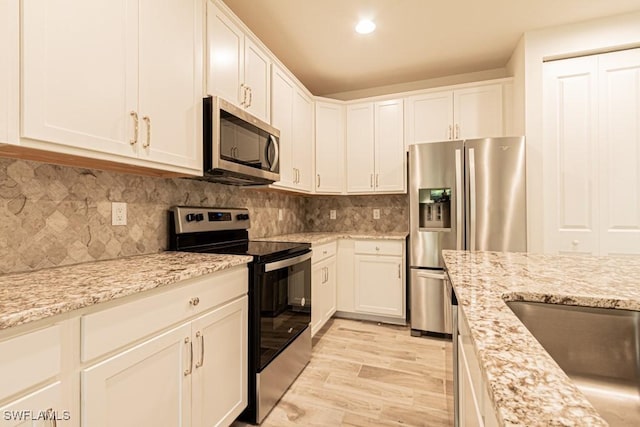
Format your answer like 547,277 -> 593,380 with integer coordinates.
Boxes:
506,301 -> 640,426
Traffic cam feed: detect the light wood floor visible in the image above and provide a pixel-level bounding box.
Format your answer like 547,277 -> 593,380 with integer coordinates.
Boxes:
237,318 -> 454,426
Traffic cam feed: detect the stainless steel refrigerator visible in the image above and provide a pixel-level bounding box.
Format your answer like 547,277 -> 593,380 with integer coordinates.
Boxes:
409,137 -> 526,335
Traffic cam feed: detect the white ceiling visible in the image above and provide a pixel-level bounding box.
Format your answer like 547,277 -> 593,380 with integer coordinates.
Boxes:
222,0 -> 640,96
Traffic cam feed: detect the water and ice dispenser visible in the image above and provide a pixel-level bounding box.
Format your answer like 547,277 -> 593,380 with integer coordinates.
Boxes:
418,188 -> 451,230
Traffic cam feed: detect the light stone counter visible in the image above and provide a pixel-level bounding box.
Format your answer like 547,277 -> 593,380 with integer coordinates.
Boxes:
0,252 -> 252,331
256,231 -> 408,245
442,250 -> 640,426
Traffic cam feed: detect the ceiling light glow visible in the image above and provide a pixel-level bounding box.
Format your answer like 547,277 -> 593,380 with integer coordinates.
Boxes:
355,19 -> 376,34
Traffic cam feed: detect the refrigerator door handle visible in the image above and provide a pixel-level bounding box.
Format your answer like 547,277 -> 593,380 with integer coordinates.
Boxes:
455,148 -> 463,250
469,147 -> 477,251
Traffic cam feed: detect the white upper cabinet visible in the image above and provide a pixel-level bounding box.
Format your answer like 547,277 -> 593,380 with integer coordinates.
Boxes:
375,99 -> 405,193
346,99 -> 405,194
0,0 -> 12,144
206,1 -> 270,122
346,103 -> 375,192
315,100 -> 345,194
543,48 -> 640,256
21,0 -> 203,173
270,65 -> 313,192
405,82 -> 504,147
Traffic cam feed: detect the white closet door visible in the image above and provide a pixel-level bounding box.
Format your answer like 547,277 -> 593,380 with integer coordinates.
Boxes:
21,0 -> 137,156
543,56 -> 599,255
598,48 -> 640,255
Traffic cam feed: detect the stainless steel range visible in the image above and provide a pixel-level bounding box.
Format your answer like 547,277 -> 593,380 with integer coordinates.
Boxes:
168,207 -> 311,424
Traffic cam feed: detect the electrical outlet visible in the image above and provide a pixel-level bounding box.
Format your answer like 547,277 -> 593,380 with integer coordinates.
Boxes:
373,209 -> 380,220
278,209 -> 283,221
112,202 -> 127,226
330,210 -> 336,220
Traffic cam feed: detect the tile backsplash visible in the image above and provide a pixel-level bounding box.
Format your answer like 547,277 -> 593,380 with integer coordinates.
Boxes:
0,158 -> 408,274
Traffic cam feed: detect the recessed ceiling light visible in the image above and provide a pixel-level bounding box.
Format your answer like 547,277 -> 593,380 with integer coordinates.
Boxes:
355,19 -> 376,35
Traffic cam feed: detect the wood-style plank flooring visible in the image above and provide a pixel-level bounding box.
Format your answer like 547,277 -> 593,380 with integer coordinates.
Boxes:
236,318 -> 454,426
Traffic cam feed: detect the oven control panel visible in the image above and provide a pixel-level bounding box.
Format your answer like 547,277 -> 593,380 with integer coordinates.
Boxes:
171,206 -> 250,234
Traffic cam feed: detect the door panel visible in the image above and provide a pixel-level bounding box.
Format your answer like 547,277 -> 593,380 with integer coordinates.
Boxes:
375,99 -> 405,192
138,0 -> 202,169
464,137 -> 526,253
598,49 -> 640,255
410,269 -> 447,334
543,57 -> 599,255
346,103 -> 375,193
270,66 -> 294,187
244,38 -> 270,122
354,255 -> 403,317
206,4 -> 243,105
22,0 -> 137,156
409,141 -> 463,268
315,102 -> 344,193
454,84 -> 503,140
405,91 -> 453,146
292,89 -> 313,191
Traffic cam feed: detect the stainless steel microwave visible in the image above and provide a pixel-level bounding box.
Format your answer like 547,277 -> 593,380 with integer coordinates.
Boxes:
202,96 -> 280,185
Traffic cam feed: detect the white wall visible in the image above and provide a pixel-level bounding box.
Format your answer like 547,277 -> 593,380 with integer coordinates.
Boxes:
524,10 -> 640,253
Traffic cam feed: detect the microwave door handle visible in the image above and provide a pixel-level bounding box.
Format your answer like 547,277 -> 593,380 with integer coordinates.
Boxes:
267,134 -> 279,172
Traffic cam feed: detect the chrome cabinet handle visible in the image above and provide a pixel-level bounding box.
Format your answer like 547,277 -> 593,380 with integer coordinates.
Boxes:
142,116 -> 151,148
316,174 -> 320,188
448,125 -> 452,140
376,174 -> 379,188
297,169 -> 300,184
129,111 -> 138,145
247,86 -> 253,108
370,174 -> 374,188
189,297 -> 200,306
397,264 -> 401,279
455,124 -> 460,139
195,331 -> 204,368
239,83 -> 246,106
184,337 -> 192,376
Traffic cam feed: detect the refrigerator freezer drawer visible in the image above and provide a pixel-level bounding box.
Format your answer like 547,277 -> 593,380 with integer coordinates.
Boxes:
410,269 -> 452,334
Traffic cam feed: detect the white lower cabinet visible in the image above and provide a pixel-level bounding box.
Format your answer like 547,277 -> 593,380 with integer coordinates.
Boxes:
82,323 -> 192,427
353,241 -> 404,319
82,294 -> 248,427
457,307 -> 499,427
0,382 -> 64,427
311,242 -> 337,337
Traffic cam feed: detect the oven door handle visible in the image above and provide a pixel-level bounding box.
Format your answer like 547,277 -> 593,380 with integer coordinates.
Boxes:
264,251 -> 311,272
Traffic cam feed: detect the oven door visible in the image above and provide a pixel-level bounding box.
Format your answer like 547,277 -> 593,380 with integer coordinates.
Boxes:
258,251 -> 311,371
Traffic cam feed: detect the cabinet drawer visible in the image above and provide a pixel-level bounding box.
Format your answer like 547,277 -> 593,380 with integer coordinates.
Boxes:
81,266 -> 247,362
0,325 -> 61,402
354,240 -> 403,256
312,241 -> 337,264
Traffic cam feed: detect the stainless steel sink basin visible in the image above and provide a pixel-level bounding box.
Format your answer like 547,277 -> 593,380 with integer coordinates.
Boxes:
506,301 -> 640,426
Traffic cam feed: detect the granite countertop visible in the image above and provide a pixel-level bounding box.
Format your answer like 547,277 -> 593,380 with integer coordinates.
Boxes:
0,252 -> 252,331
442,250 -> 640,426
255,231 -> 408,245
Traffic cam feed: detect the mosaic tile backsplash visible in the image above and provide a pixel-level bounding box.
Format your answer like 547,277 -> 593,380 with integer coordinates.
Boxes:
0,158 -> 408,274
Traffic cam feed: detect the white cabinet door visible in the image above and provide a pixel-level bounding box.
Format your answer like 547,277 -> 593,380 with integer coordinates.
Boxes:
0,382 -> 64,427
598,49 -> 640,255
192,296 -> 248,427
458,336 -> 483,427
315,101 -> 344,194
0,0 -> 13,145
21,0 -> 137,157
292,89 -> 314,192
311,261 -> 325,337
206,3 -> 243,106
404,90 -> 453,146
354,255 -> 403,317
82,323 -> 192,427
244,38 -> 270,123
346,103 -> 375,193
138,0 -> 202,170
454,84 -> 503,140
543,56 -> 599,255
375,99 -> 405,192
324,258 -> 337,322
271,65 -> 295,188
